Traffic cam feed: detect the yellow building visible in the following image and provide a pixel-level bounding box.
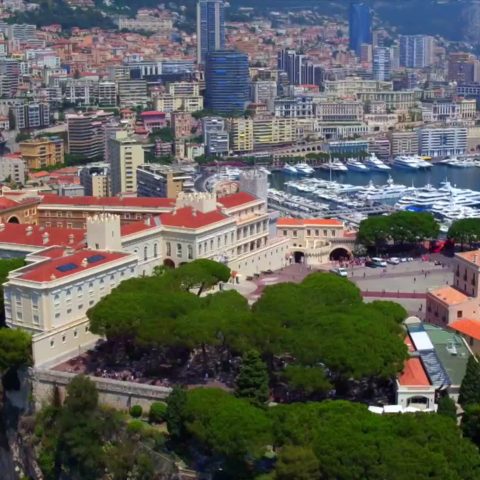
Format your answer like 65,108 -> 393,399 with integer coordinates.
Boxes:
19,137 -> 64,170
253,117 -> 296,147
227,118 -> 254,152
154,94 -> 203,113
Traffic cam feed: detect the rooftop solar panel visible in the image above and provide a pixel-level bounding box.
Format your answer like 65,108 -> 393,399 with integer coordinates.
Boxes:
420,351 -> 451,387
56,262 -> 78,273
87,254 -> 106,264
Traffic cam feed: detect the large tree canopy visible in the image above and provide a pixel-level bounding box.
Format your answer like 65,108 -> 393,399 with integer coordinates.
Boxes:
358,211 -> 440,247
448,218 -> 480,246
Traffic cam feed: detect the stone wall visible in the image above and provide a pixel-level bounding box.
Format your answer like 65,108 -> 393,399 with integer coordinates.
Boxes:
30,368 -> 171,411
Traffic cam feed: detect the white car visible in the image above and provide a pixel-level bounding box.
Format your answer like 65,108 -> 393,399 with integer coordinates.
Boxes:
330,267 -> 348,277
388,257 -> 400,265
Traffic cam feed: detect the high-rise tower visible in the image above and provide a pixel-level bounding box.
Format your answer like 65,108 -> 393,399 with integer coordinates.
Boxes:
197,0 -> 225,65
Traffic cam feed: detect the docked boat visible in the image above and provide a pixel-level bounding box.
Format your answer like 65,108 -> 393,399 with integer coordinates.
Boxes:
392,155 -> 422,170
320,159 -> 348,172
364,153 -> 391,172
295,162 -> 315,175
395,184 -> 445,209
357,176 -> 413,201
283,163 -> 298,175
346,158 -> 369,172
445,157 -> 476,168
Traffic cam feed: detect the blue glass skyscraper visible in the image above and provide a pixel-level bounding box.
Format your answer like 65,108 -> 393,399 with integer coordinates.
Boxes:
197,0 -> 225,65
205,50 -> 249,115
349,1 -> 372,57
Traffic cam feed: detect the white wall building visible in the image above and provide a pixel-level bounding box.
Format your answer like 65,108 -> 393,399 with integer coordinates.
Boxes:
419,127 -> 468,157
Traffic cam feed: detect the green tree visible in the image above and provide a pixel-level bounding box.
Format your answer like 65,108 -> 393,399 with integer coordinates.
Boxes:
275,446 -> 320,480
235,349 -> 270,406
165,386 -> 188,441
462,403 -> 480,447
0,328 -> 31,372
283,365 -> 331,398
437,395 -> 458,422
459,355 -> 480,407
357,215 -> 391,249
448,218 -> 480,247
369,300 -> 408,324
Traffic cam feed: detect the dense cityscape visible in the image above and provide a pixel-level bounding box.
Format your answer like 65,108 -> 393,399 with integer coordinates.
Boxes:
0,0 -> 480,478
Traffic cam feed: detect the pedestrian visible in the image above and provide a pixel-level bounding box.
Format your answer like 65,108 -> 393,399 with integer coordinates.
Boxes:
363,272 -> 366,278
424,271 -> 427,278
414,277 -> 416,283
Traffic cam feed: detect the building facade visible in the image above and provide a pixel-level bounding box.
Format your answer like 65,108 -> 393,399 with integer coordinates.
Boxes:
197,0 -> 225,65
19,137 -> 64,170
349,1 -> 372,56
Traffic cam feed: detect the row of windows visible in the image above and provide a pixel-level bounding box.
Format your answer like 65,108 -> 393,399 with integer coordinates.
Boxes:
166,242 -> 193,259
50,325 -> 89,348
284,229 -> 337,238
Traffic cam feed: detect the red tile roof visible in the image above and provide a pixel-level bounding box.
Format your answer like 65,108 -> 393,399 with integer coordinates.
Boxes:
0,224 -> 85,248
398,358 -> 431,386
160,207 -> 229,229
19,250 -> 129,282
120,219 -> 157,236
450,318 -> 480,341
0,197 -> 19,209
429,286 -> 468,306
277,218 -> 343,226
217,192 -> 258,209
40,194 -> 175,209
141,111 -> 166,117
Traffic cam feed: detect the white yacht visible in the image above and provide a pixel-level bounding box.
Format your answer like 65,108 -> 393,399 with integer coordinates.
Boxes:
393,155 -> 422,169
445,157 -> 476,168
295,162 -> 315,175
395,184 -> 445,209
357,176 -> 412,201
364,153 -> 391,171
320,159 -> 348,172
414,156 -> 433,168
283,163 -> 298,175
346,158 -> 369,172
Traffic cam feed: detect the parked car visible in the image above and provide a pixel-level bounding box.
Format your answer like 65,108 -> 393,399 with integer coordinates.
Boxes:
330,267 -> 348,277
370,257 -> 387,267
388,257 -> 400,265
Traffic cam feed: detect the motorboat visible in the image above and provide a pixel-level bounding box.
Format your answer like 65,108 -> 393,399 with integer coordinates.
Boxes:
295,162 -> 315,175
320,159 -> 348,172
395,184 -> 446,209
283,163 -> 298,175
346,158 -> 369,172
258,166 -> 271,176
445,157 -> 476,168
392,155 -> 422,170
364,153 -> 391,171
414,156 -> 433,168
356,176 -> 413,201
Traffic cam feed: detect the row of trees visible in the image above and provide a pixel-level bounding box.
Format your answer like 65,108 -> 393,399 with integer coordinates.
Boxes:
163,386 -> 480,479
357,211 -> 440,250
88,259 -> 409,401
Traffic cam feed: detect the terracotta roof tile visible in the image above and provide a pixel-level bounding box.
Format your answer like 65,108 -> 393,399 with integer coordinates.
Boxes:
429,286 -> 469,305
457,250 -> 480,265
19,250 -> 129,282
40,194 -> 175,209
0,224 -> 85,248
160,207 -> 229,229
277,218 -> 343,226
450,318 -> 480,341
398,357 -> 431,386
217,192 -> 258,208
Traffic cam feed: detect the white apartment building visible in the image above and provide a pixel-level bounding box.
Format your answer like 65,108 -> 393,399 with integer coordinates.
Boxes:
315,101 -> 364,123
419,127 -> 468,158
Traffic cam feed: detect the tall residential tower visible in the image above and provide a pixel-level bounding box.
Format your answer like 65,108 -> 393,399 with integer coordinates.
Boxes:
349,1 -> 372,57
197,0 -> 225,65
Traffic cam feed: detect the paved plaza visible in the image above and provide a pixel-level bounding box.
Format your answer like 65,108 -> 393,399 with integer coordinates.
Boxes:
226,256 -> 455,317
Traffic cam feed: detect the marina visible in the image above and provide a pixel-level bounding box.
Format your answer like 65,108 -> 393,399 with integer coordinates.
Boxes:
267,161 -> 480,228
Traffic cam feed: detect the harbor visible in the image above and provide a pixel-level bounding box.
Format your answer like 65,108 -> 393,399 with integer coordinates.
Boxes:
265,156 -> 480,228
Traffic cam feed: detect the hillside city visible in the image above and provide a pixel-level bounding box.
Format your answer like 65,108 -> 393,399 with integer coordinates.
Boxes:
0,0 -> 480,479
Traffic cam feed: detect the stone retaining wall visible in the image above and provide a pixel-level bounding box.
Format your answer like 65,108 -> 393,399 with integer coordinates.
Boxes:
30,368 -> 172,411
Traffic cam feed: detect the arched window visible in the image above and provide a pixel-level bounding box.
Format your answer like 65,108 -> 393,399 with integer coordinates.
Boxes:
188,245 -> 193,260
154,243 -> 158,258
166,242 -> 171,256
144,246 -> 148,261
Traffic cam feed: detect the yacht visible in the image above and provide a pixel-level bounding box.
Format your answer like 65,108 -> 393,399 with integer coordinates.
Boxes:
258,166 -> 271,176
445,157 -> 476,168
393,155 -> 422,170
320,159 -> 348,172
395,184 -> 445,209
283,163 -> 298,175
295,162 -> 315,175
357,176 -> 412,201
346,158 -> 369,172
414,156 -> 433,168
364,153 -> 391,171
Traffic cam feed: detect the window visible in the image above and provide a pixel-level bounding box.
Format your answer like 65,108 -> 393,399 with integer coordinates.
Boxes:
458,310 -> 463,318
89,300 -> 94,306
33,315 -> 39,324
293,230 -> 297,237
154,243 -> 158,258
144,246 -> 148,261
166,242 -> 171,256
50,339 -> 54,348
177,243 -> 182,257
85,326 -> 89,332
16,311 -> 22,320
323,229 -> 327,236
62,335 -> 66,343
188,245 -> 193,260
74,330 -> 77,338
55,313 -> 60,318
331,230 -> 336,237
78,304 -> 83,310
67,308 -> 72,314
315,230 -> 319,236
283,230 -> 287,236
